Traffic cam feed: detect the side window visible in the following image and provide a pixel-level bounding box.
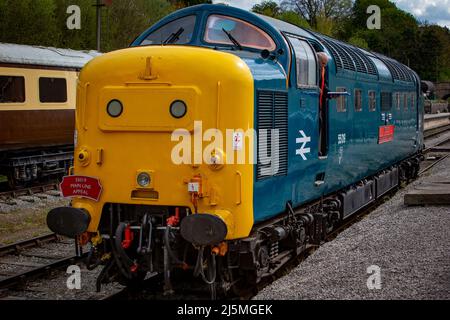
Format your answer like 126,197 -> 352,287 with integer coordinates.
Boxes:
140,15 -> 196,45
368,90 -> 376,112
288,36 -> 317,87
39,77 -> 67,103
411,93 -> 415,109
380,92 -> 392,112
336,87 -> 347,112
354,89 -> 362,112
403,92 -> 408,111
0,75 -> 25,103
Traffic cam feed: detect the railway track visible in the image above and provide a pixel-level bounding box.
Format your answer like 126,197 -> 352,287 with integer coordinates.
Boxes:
0,182 -> 59,202
0,234 -> 83,295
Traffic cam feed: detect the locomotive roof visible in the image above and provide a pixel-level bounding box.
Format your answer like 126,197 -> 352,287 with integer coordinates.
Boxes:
134,4 -> 417,83
0,42 -> 101,69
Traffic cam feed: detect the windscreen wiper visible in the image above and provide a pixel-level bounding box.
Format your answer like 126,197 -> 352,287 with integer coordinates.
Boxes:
163,27 -> 185,45
222,28 -> 242,50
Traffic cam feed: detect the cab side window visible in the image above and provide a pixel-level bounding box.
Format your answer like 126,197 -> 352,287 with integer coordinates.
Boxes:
287,36 -> 317,87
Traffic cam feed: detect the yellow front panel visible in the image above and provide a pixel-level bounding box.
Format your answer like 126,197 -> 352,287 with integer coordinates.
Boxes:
98,86 -> 199,132
72,46 -> 255,239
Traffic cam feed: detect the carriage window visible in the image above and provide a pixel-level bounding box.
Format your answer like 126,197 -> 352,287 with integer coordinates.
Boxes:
336,87 -> 347,112
204,15 -> 276,51
381,92 -> 392,111
140,15 -> 196,45
39,77 -> 67,103
288,37 -> 317,87
411,93 -> 415,108
394,92 -> 400,110
0,76 -> 25,103
403,93 -> 408,111
368,90 -> 376,112
354,89 -> 362,112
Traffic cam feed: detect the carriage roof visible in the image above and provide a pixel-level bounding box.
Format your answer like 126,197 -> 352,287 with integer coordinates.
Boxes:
0,42 -> 101,69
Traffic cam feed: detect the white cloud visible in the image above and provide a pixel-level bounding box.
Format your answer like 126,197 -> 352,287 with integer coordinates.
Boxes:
392,0 -> 450,27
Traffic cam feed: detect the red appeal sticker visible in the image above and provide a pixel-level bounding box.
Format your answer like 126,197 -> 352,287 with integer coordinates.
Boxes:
60,176 -> 102,201
378,125 -> 395,144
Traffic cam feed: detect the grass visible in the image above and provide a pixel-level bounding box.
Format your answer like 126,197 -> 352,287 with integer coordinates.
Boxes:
0,175 -> 7,183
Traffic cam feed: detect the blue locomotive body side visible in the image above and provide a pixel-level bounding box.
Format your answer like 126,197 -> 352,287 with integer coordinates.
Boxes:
131,4 -> 424,224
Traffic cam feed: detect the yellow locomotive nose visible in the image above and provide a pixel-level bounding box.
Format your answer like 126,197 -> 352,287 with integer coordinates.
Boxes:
70,45 -> 255,241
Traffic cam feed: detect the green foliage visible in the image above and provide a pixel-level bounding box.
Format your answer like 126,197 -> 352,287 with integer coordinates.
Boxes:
276,10 -> 310,29
252,1 -> 280,17
102,0 -> 174,52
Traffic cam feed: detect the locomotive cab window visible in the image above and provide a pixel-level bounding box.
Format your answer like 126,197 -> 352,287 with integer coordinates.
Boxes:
39,77 -> 67,103
140,15 -> 196,45
204,15 -> 276,51
368,90 -> 376,112
0,75 -> 25,103
354,89 -> 362,112
287,36 -> 317,87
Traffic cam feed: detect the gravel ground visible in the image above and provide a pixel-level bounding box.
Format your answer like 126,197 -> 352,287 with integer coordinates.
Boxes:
254,153 -> 450,300
0,192 -> 69,245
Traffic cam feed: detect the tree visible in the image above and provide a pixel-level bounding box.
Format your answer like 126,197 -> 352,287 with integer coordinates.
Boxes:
252,1 -> 281,17
281,0 -> 352,28
277,10 -> 310,28
102,0 -> 174,51
0,0 -> 59,47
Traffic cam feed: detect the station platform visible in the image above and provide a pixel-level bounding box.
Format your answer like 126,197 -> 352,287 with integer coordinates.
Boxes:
254,154 -> 450,300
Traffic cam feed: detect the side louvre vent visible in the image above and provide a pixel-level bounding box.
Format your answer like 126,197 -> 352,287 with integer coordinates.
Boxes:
257,90 -> 288,180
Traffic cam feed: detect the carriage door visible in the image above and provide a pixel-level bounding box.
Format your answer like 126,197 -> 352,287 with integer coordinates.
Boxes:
286,35 -> 322,159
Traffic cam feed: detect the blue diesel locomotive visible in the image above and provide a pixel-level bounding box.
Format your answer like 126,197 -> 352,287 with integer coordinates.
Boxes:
48,4 -> 424,295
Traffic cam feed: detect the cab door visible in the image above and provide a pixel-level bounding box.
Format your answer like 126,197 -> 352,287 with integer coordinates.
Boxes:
284,34 -> 326,201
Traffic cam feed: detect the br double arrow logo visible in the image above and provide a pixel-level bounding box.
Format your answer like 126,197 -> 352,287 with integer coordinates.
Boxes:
296,130 -> 311,160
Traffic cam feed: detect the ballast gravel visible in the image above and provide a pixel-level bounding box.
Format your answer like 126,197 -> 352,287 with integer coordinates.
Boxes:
254,153 -> 450,300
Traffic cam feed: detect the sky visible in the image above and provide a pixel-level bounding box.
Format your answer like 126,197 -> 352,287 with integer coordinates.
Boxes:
212,0 -> 450,28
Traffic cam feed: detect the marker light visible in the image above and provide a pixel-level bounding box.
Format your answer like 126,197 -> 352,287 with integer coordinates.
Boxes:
107,100 -> 123,117
170,100 -> 187,118
137,172 -> 151,187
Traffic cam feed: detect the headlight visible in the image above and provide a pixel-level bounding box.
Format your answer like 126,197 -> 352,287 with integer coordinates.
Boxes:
107,99 -> 123,117
170,100 -> 187,118
137,172 -> 151,187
